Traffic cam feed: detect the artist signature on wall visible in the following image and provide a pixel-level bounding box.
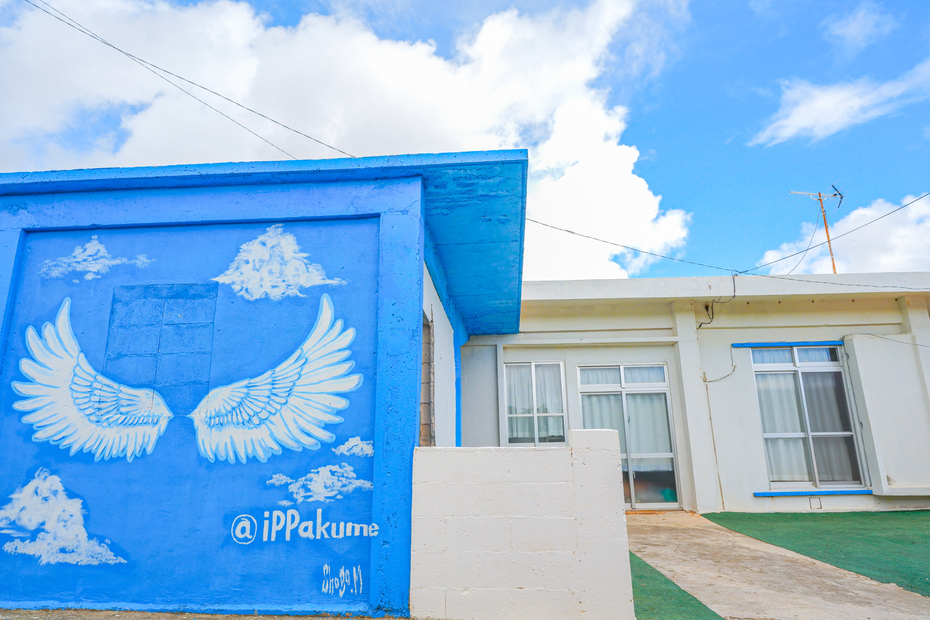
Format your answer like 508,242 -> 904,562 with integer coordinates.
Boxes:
322,563 -> 363,597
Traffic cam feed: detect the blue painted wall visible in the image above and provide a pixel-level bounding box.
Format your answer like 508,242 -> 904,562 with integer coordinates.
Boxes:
0,173 -> 424,615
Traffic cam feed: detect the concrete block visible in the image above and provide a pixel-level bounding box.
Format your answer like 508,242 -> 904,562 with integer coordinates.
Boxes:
476,551 -> 575,589
444,588 -> 514,620
569,429 -> 621,451
445,516 -> 511,553
410,587 -> 447,620
410,551 -> 480,589
512,587 -> 581,620
507,448 -> 573,483
411,516 -> 446,553
510,516 -> 577,553
575,547 -> 635,619
506,482 -> 574,517
413,449 -> 510,485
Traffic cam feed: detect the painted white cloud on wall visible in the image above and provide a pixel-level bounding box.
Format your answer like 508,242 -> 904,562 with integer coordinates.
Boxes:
40,235 -> 153,280
758,194 -> 930,274
0,468 -> 125,565
333,436 -> 374,457
0,0 -> 692,281
213,225 -> 345,301
268,463 -> 372,504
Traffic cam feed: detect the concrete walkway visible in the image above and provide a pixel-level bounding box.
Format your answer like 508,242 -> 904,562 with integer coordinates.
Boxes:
627,511 -> 930,620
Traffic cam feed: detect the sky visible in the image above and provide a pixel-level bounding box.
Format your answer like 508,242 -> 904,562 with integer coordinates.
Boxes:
0,0 -> 928,280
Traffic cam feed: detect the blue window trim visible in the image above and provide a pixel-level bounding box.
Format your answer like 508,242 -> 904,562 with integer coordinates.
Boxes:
754,489 -> 872,497
733,341 -> 844,348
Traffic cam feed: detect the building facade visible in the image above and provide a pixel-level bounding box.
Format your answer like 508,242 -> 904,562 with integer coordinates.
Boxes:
461,274 -> 930,513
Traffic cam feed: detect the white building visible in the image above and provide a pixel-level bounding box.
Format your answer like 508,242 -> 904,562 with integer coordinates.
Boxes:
459,273 -> 930,513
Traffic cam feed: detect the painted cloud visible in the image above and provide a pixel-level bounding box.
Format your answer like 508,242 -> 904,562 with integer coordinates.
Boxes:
333,436 -> 374,457
40,236 -> 153,281
267,463 -> 372,504
213,225 -> 345,301
0,469 -> 125,565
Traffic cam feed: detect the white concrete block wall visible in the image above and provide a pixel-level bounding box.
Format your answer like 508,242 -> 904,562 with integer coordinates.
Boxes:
410,429 -> 635,620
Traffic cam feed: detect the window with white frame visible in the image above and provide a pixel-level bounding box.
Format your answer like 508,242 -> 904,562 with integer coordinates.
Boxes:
504,362 -> 566,445
751,345 -> 862,487
578,364 -> 678,506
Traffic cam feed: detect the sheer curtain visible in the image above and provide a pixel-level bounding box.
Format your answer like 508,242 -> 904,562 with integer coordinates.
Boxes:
756,372 -> 812,482
580,367 -> 621,385
626,393 -> 671,454
581,394 -> 626,452
505,365 -> 534,443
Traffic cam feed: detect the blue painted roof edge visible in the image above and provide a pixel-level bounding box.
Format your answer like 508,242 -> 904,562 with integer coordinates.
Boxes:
0,149 -> 529,196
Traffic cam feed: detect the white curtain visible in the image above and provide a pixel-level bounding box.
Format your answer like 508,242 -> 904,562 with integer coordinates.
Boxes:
505,365 -> 533,415
537,415 -> 565,443
627,393 -> 672,454
581,394 -> 626,452
534,364 -> 563,414
798,347 -> 836,363
813,437 -> 860,483
802,372 -> 850,433
580,367 -> 621,385
752,348 -> 792,364
756,373 -> 805,433
765,438 -> 813,482
624,366 -> 665,384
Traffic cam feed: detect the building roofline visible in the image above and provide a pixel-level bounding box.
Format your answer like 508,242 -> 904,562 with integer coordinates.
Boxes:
522,272 -> 930,304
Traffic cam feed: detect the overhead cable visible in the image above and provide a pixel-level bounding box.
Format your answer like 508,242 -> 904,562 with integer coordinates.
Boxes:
24,0 -> 354,159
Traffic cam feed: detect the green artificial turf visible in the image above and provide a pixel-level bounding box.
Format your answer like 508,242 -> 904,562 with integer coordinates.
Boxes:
629,552 -> 724,620
704,510 -> 930,597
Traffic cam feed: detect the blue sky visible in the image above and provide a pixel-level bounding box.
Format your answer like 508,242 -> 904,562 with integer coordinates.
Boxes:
1,0 -> 928,280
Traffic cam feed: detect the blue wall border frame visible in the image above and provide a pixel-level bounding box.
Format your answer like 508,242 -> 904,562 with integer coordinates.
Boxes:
0,169 -> 426,616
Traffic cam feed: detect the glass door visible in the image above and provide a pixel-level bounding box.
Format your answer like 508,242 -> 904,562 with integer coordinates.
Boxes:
580,376 -> 678,508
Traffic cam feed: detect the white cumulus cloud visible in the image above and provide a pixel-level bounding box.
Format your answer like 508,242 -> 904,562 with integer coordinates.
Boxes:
0,468 -> 125,565
751,57 -> 930,146
0,0 -> 692,281
40,235 -> 153,280
757,194 -> 930,274
333,436 -> 374,457
269,463 -> 372,504
214,225 -> 345,300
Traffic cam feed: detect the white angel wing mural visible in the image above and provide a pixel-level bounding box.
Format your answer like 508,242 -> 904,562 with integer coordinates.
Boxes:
189,294 -> 362,464
11,298 -> 174,462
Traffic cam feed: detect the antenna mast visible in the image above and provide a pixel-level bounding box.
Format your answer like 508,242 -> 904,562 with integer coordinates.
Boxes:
790,188 -> 844,274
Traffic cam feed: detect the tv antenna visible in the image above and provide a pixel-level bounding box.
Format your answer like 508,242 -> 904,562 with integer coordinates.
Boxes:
790,186 -> 844,274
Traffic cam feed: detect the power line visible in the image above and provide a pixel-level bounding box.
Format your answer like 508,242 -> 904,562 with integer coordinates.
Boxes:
743,192 -> 930,274
24,0 -> 354,159
525,217 -> 736,273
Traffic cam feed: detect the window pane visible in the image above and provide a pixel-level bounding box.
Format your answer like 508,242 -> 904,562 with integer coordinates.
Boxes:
803,372 -> 852,433
581,394 -> 626,453
537,415 -> 565,443
752,348 -> 792,364
626,393 -> 672,454
630,458 -> 678,503
534,364 -> 563,414
812,436 -> 861,483
507,416 -> 535,444
764,438 -> 813,482
756,373 -> 806,433
580,366 -> 621,385
625,365 -> 666,384
505,364 -> 533,415
797,347 -> 838,363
